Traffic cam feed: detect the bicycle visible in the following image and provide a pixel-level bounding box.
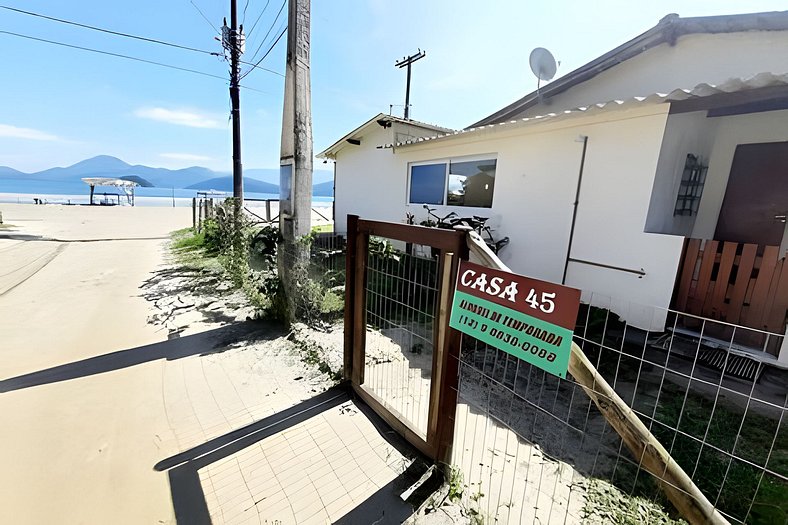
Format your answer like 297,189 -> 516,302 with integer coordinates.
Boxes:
422,204 -> 457,229
448,214 -> 510,255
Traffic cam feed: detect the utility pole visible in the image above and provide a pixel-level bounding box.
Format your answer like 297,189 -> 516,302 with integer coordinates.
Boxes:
278,0 -> 313,321
395,49 -> 426,120
223,4 -> 243,204
279,0 -> 313,242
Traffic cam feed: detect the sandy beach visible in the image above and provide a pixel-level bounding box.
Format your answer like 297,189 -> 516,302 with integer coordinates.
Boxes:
0,204 -> 191,523
0,201 -> 394,525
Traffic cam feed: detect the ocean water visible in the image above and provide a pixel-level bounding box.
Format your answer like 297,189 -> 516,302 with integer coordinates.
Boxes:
0,178 -> 333,207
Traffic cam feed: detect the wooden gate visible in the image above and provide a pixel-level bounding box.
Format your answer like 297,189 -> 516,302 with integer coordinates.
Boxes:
343,215 -> 467,462
673,238 -> 788,352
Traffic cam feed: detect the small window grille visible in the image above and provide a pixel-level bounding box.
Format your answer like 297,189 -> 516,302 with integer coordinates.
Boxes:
674,154 -> 707,216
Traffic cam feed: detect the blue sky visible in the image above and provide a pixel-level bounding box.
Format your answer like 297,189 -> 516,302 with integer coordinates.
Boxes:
0,0 -> 786,173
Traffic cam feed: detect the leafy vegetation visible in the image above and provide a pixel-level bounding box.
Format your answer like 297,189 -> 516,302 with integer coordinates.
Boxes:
582,479 -> 687,525
173,211 -> 346,329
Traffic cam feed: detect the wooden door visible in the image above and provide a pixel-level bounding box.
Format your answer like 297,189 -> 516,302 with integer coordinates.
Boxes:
715,141 -> 788,246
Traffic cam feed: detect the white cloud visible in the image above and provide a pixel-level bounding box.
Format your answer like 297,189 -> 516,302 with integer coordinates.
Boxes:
0,124 -> 59,141
134,107 -> 224,129
160,152 -> 214,162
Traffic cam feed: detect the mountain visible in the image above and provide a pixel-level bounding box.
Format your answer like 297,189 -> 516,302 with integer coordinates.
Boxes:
313,181 -> 333,197
244,168 -> 334,185
186,177 -> 279,194
120,175 -> 154,187
0,166 -> 25,177
0,155 -> 333,193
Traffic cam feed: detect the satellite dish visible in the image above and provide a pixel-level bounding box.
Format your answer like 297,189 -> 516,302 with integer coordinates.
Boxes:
529,47 -> 557,88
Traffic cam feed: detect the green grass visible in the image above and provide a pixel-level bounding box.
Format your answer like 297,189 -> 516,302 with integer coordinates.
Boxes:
311,224 -> 333,233
649,383 -> 788,524
171,227 -> 206,251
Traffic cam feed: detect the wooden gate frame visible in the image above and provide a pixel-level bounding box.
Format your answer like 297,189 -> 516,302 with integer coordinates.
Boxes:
343,215 -> 468,463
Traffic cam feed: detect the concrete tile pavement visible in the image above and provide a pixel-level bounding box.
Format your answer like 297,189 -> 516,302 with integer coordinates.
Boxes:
157,338 -> 423,524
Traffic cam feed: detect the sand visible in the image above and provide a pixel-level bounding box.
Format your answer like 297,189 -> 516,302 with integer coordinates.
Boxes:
0,204 -> 190,524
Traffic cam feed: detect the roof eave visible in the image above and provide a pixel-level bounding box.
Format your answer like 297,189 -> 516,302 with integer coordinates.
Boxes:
469,10 -> 788,128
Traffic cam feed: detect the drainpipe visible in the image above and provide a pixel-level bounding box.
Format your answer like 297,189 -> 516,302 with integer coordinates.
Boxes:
562,135 -> 589,285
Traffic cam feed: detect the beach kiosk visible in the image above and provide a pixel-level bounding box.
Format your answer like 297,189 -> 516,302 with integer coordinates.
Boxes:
81,178 -> 139,206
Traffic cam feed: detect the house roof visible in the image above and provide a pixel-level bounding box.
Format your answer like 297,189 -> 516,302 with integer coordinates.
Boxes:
81,177 -> 139,188
317,113 -> 454,159
470,10 -> 788,128
381,72 -> 788,150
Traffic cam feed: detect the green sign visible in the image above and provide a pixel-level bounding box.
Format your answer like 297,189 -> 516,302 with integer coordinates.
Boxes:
449,261 -> 581,378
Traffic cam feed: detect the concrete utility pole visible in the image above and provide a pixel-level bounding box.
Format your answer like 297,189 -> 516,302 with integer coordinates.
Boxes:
395,49 -> 426,120
279,0 -> 313,242
224,3 -> 244,203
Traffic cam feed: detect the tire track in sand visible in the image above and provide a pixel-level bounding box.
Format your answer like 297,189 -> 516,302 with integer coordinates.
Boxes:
0,242 -> 67,296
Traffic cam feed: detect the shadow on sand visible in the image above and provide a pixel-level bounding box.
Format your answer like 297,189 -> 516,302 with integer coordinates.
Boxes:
155,383 -> 436,525
0,321 -> 284,393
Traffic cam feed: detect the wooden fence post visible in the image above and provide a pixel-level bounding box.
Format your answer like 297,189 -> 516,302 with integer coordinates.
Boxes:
343,215 -> 358,382
192,198 -> 197,229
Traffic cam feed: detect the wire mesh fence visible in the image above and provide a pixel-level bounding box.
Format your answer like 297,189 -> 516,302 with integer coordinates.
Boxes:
274,223 -> 787,524
361,243 -> 440,439
449,292 -> 788,525
275,231 -> 348,326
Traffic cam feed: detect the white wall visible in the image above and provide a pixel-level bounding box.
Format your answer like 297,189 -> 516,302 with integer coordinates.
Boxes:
645,111 -> 719,236
336,105 -> 687,331
522,31 -> 788,117
692,109 -> 788,240
333,124 -> 399,233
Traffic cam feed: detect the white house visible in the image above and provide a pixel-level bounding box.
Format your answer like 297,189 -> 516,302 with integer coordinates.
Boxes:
318,11 -> 788,365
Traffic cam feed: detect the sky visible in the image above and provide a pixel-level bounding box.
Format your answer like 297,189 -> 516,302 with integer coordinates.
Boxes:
0,0 -> 786,173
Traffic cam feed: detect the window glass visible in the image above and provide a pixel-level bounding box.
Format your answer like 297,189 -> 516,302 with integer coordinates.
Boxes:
409,163 -> 446,204
448,159 -> 496,207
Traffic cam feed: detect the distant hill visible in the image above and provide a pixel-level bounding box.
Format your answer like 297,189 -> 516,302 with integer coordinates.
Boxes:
245,168 -> 334,185
0,166 -> 25,177
0,155 -> 333,193
313,181 -> 333,197
120,175 -> 154,187
186,176 -> 279,194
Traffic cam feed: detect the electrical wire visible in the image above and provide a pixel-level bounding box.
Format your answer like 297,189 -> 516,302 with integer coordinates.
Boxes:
246,0 -> 285,63
241,0 -> 250,26
0,5 -> 219,56
188,0 -> 220,34
238,58 -> 283,77
0,30 -> 225,80
0,29 -> 272,94
245,0 -> 271,38
0,5 -> 284,78
240,24 -> 286,80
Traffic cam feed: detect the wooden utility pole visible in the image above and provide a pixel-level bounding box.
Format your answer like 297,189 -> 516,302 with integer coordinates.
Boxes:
395,49 -> 426,120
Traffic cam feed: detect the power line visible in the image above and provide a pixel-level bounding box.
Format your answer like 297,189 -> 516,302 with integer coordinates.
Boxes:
188,0 -> 220,34
0,29 -> 272,93
246,0 -> 271,37
238,58 -> 284,77
240,24 -> 286,80
241,0 -> 250,26
0,5 -> 219,56
247,0 -> 286,63
0,5 -> 284,78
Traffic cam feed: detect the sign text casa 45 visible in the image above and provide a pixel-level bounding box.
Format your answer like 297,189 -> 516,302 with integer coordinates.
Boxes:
449,261 -> 581,378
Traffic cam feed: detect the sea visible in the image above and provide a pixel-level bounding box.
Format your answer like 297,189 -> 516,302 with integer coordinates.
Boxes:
0,179 -> 333,208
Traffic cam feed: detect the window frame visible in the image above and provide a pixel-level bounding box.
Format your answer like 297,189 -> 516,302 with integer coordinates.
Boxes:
407,153 -> 498,208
